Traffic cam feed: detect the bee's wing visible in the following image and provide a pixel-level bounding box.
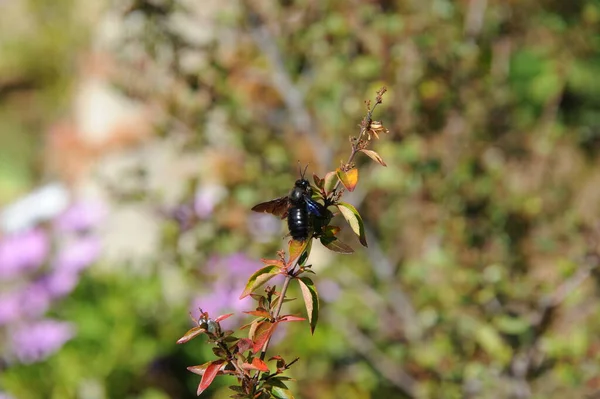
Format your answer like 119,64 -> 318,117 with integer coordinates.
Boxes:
251,196 -> 290,219
304,196 -> 325,217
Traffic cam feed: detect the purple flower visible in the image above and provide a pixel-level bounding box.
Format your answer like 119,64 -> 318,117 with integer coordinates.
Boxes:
18,282 -> 51,319
205,253 -> 261,275
0,291 -> 21,325
317,279 -> 341,303
0,393 -> 15,399
54,201 -> 107,232
9,319 -> 75,364
0,229 -> 48,280
52,237 -> 101,273
42,269 -> 80,298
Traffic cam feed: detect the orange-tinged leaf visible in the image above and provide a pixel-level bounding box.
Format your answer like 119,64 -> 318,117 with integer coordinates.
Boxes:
360,149 -> 387,166
251,358 -> 270,372
336,168 -> 358,192
177,326 -> 207,344
244,309 -> 271,318
279,315 -> 306,322
323,225 -> 341,236
297,277 -> 319,334
288,238 -> 310,265
261,258 -> 285,267
323,171 -> 338,195
215,313 -> 234,323
187,361 -> 212,376
336,202 -> 368,247
240,266 -> 281,299
251,321 -> 278,353
197,360 -> 225,395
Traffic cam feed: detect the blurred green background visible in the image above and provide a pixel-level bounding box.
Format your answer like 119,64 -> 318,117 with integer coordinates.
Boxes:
1,0 -> 600,398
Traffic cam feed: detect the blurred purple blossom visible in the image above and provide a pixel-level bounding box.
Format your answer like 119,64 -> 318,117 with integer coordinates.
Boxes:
52,236 -> 101,273
42,269 -> 80,298
18,282 -> 51,319
0,291 -> 21,326
191,253 -> 283,329
9,319 -> 75,364
0,229 -> 49,280
194,184 -> 227,219
0,393 -> 15,399
54,201 -> 107,232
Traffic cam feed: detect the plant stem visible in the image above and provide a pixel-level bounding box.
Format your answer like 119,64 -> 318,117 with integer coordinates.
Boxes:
259,273 -> 293,360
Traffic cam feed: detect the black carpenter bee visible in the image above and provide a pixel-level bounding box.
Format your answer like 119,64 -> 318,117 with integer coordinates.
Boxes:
251,166 -> 327,241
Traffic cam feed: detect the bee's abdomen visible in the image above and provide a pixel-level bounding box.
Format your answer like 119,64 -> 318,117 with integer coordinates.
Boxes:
287,206 -> 309,241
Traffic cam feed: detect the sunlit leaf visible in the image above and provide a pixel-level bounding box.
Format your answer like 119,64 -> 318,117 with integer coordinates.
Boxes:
197,359 -> 225,395
251,320 -> 278,353
272,385 -> 295,399
279,315 -> 306,322
244,309 -> 271,318
252,358 -> 269,372
336,202 -> 368,247
360,149 -> 387,166
288,238 -> 311,264
187,361 -> 212,376
240,266 -> 281,299
336,168 -> 358,192
323,171 -> 338,195
176,326 -> 206,344
297,277 -> 319,334
260,258 -> 285,267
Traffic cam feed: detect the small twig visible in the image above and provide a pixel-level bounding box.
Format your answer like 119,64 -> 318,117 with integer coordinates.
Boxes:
260,273 -> 293,360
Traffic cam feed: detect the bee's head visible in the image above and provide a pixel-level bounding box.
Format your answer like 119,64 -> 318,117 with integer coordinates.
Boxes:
294,179 -> 310,191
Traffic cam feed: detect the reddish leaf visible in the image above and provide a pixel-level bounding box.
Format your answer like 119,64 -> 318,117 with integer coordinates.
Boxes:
237,338 -> 253,353
215,313 -> 234,323
323,225 -> 341,236
197,359 -> 225,395
279,315 -> 306,322
187,361 -> 212,376
323,171 -> 338,195
240,266 -> 281,299
244,309 -> 271,318
313,173 -> 324,189
251,321 -> 278,353
252,358 -> 270,372
336,168 -> 358,192
336,202 -> 368,247
320,235 -> 354,254
177,326 -> 207,344
288,238 -> 311,265
297,277 -> 319,334
360,149 -> 387,166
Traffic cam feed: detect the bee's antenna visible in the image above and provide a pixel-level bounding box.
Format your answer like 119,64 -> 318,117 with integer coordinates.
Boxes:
302,164 -> 309,179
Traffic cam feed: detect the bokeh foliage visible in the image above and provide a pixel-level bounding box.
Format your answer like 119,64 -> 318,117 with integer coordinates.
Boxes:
1,0 -> 600,398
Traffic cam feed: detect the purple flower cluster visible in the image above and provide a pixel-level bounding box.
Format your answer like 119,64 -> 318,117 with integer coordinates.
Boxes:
0,200 -> 105,364
191,253 -> 282,329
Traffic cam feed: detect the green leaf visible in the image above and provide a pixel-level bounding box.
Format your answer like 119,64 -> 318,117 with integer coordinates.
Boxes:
336,202 -> 368,247
336,168 -> 358,192
240,266 -> 281,299
271,385 -> 295,399
360,149 -> 387,166
297,277 -> 319,334
323,171 -> 338,195
320,235 -> 354,254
